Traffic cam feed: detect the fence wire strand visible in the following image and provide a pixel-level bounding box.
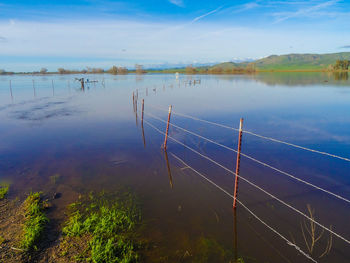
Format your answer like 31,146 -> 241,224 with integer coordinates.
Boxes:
145,103 -> 350,162
170,152 -> 317,263
142,118 -> 350,246
145,112 -> 350,205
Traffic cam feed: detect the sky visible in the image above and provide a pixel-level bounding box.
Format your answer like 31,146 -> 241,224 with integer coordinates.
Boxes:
0,0 -> 350,71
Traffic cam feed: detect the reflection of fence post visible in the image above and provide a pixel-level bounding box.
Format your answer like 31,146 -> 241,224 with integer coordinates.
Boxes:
233,208 -> 238,262
163,105 -> 172,150
141,99 -> 144,125
9,80 -> 13,101
164,150 -> 173,189
52,80 -> 55,96
32,80 -> 36,97
233,118 -> 243,209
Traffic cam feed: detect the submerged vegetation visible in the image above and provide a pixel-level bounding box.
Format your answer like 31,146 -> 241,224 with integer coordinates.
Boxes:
21,192 -> 49,250
0,184 -> 9,200
60,191 -> 141,262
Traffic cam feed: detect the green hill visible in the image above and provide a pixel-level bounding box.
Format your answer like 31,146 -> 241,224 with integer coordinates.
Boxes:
149,52 -> 350,73
253,52 -> 350,70
206,52 -> 350,72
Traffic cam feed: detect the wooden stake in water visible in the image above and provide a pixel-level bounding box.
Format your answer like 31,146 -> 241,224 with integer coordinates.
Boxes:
233,118 -> 243,209
163,105 -> 172,150
52,80 -> 55,96
132,92 -> 135,112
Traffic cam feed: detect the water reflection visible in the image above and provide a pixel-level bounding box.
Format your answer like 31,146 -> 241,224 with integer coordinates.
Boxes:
164,150 -> 173,189
333,71 -> 349,81
242,72 -> 350,87
233,208 -> 238,262
1,73 -> 350,263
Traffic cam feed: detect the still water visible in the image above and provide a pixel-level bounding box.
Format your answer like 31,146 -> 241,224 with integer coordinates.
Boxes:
0,72 -> 350,262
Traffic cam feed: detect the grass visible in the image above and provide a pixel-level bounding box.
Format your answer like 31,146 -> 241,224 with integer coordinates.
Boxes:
62,191 -> 141,263
0,184 -> 9,200
21,192 -> 49,250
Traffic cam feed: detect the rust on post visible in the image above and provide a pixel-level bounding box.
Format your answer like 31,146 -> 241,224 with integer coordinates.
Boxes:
233,118 -> 244,209
163,105 -> 172,150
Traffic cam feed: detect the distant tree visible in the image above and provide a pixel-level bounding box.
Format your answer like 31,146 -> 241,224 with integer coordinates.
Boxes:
40,68 -> 48,74
334,60 -> 350,70
87,67 -> 104,74
117,67 -> 128,74
0,69 -> 6,75
108,66 -> 118,75
57,68 -> 66,74
185,65 -> 197,74
246,62 -> 256,73
135,64 -> 145,74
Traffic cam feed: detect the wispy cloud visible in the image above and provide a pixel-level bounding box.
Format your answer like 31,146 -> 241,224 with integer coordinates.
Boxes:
0,36 -> 7,42
232,1 -> 260,13
191,6 -> 223,23
168,0 -> 184,7
273,0 -> 340,23
340,45 -> 350,49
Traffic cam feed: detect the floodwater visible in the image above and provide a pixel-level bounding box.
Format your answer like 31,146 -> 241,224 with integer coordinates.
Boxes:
0,72 -> 350,262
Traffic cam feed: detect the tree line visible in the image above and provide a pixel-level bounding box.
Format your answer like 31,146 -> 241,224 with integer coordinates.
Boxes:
332,60 -> 350,71
0,64 -> 146,75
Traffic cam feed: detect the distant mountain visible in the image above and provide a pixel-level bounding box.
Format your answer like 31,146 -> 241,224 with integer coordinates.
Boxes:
211,52 -> 350,71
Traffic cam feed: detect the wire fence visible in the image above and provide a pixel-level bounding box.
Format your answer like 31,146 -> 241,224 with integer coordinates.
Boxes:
135,98 -> 350,262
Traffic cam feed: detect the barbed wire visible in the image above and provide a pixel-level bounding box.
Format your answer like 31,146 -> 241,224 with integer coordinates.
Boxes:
145,112 -> 350,204
142,118 -> 350,245
144,103 -> 350,162
170,152 -> 317,263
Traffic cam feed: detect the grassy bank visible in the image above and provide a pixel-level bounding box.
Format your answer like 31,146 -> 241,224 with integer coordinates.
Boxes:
59,191 -> 141,262
0,185 -> 9,200
21,192 -> 49,250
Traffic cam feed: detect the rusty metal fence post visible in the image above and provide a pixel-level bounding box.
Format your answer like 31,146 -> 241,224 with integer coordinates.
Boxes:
233,118 -> 244,209
163,105 -> 172,150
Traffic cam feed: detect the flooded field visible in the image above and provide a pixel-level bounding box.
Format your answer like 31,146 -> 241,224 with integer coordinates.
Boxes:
1,72 -> 350,262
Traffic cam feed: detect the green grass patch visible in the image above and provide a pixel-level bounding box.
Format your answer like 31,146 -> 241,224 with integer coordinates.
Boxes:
21,192 -> 49,250
62,191 -> 141,263
0,184 -> 9,200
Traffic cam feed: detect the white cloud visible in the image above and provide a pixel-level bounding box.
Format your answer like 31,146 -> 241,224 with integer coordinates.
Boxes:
0,18 -> 348,71
191,6 -> 223,23
272,0 -> 340,23
168,0 -> 184,7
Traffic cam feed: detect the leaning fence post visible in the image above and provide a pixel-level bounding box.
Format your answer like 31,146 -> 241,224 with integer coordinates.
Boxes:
233,118 -> 244,209
163,105 -> 172,150
132,92 -> 135,111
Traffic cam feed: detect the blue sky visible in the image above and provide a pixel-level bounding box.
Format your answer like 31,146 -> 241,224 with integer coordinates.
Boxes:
1,0 -> 350,71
